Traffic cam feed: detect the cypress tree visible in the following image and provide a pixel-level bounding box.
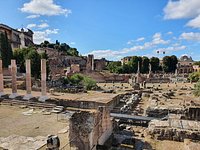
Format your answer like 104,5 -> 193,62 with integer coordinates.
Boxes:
0,32 -> 13,68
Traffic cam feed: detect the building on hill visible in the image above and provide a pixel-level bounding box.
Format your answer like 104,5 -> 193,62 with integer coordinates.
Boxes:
176,55 -> 195,74
94,58 -> 107,71
121,56 -> 132,65
0,24 -> 34,50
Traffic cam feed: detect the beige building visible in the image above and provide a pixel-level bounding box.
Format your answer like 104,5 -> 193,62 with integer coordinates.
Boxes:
193,65 -> 200,72
121,56 -> 132,65
0,24 -> 34,50
177,55 -> 194,74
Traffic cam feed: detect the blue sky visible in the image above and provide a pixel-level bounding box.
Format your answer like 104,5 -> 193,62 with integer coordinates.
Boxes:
1,0 -> 200,60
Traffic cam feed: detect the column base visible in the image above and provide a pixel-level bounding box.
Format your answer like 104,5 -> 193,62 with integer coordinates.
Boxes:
38,95 -> 48,102
9,93 -> 19,99
23,94 -> 33,100
0,92 -> 5,97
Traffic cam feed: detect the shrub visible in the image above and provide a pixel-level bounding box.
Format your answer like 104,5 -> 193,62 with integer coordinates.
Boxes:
188,72 -> 200,82
194,81 -> 200,97
68,74 -> 97,90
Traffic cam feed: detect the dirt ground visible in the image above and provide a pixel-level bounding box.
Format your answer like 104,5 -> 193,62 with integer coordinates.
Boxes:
0,105 -> 73,149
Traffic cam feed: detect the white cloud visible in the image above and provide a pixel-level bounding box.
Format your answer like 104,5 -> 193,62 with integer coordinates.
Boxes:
27,23 -> 37,29
38,23 -> 49,29
26,14 -> 40,19
88,49 -> 127,59
186,15 -> 200,28
33,29 -> 59,44
127,37 -> 145,45
164,0 -> 200,28
155,45 -> 187,54
152,32 -> 170,45
180,32 -> 200,41
70,42 -> 76,45
167,31 -> 173,35
164,0 -> 200,20
45,29 -> 59,34
20,0 -> 71,17
127,40 -> 134,45
26,23 -> 49,29
87,32 -> 174,60
136,37 -> 145,42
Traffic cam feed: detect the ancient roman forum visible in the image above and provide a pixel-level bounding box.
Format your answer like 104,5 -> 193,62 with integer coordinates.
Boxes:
1,24 -> 200,150
0,59 -> 48,101
1,53 -> 200,150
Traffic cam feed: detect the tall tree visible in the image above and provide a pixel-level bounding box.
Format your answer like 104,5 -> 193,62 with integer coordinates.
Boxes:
128,56 -> 139,73
14,47 -> 42,79
163,55 -> 178,73
107,61 -> 122,73
141,56 -> 150,73
26,49 -> 41,79
68,48 -> 79,56
171,55 -> 178,73
0,32 -> 13,68
150,57 -> 160,73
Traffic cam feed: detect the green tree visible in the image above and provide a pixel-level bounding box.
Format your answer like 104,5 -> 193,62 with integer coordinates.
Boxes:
163,55 -> 178,73
188,72 -> 200,82
128,56 -> 139,73
163,56 -> 171,73
0,32 -> 13,68
141,56 -> 149,73
69,73 -> 84,85
194,81 -> 200,97
194,61 -> 200,66
150,57 -> 160,72
68,48 -> 79,56
83,76 -> 96,90
68,73 -> 97,90
26,49 -> 41,79
107,61 -> 122,73
13,47 -> 42,79
171,55 -> 178,73
122,64 -> 132,74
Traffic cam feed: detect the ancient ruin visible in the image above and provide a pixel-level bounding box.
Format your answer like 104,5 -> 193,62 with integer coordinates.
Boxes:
9,59 -> 18,99
0,59 -> 4,97
39,59 -> 48,102
23,59 -> 32,100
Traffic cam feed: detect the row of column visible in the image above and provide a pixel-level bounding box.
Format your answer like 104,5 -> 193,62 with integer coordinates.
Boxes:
0,59 -> 48,102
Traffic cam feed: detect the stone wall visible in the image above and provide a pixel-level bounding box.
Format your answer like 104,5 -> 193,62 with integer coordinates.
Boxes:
69,107 -> 113,150
47,94 -> 121,109
148,119 -> 200,142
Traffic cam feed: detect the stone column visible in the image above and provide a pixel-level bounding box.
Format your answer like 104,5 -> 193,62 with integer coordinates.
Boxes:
23,59 -> 32,100
39,59 -> 48,102
9,59 -> 18,98
0,59 -> 5,97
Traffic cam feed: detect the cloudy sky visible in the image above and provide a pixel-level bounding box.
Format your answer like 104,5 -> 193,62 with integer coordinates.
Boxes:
1,0 -> 200,60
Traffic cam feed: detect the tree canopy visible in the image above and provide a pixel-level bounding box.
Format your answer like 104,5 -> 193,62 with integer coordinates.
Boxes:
39,40 -> 79,57
106,55 -> 178,74
162,55 -> 178,73
188,72 -> 200,82
13,47 -> 49,79
0,32 -> 13,68
68,73 -> 97,90
194,81 -> 200,97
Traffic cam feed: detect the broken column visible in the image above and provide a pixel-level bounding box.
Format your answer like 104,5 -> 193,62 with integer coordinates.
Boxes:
23,59 -> 32,100
86,54 -> 94,72
0,59 -> 5,97
9,59 -> 18,98
39,59 -> 48,102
